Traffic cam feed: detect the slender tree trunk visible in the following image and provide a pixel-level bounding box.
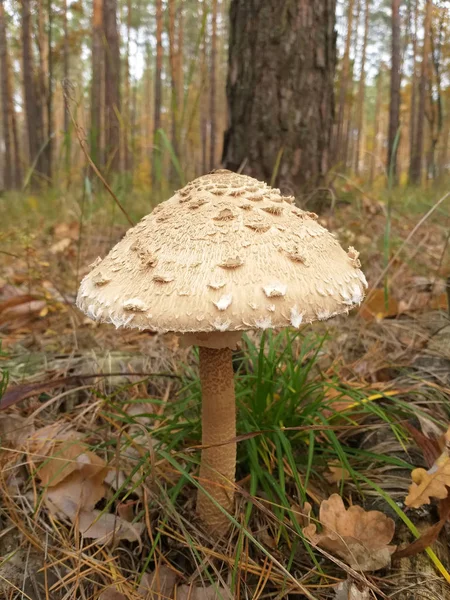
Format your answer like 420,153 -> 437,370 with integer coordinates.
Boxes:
36,0 -> 49,179
410,0 -> 432,185
47,0 -> 53,181
200,3 -> 208,174
354,0 -> 370,175
429,16 -> 444,180
408,0 -> 418,184
209,0 -> 218,170
369,68 -> 383,185
168,0 -> 179,181
177,2 -> 184,119
103,0 -> 121,175
21,0 -> 45,186
7,51 -> 22,188
152,0 -> 163,186
63,0 -> 70,175
387,0 -> 401,184
0,0 -> 12,189
124,0 -> 132,174
334,0 -> 354,164
90,0 -> 103,168
223,0 -> 336,210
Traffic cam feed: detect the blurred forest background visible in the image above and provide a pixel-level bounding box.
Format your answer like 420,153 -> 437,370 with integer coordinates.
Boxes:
1,0 -> 449,202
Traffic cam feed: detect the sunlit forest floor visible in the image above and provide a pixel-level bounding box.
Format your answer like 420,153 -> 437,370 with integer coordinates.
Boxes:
0,180 -> 449,599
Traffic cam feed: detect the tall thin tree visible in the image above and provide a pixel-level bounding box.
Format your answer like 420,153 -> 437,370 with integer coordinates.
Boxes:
168,0 -> 179,180
90,0 -> 103,168
0,0 -> 12,189
334,0 -> 354,163
387,0 -> 401,183
63,0 -> 70,174
408,0 -> 419,183
103,0 -> 121,174
354,0 -> 370,175
410,0 -> 432,184
152,0 -> 163,186
209,0 -> 217,170
21,0 -> 45,185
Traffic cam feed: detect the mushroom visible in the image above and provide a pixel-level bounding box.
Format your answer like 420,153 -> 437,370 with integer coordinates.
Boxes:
76,169 -> 367,536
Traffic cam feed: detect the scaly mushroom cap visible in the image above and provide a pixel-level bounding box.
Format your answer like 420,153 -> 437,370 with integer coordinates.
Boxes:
77,170 -> 367,346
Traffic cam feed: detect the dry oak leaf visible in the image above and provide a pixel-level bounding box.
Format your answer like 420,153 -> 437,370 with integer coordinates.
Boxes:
303,494 -> 396,571
405,451 -> 450,508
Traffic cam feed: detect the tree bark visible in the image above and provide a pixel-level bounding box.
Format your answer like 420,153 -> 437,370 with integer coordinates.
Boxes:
124,0 -> 132,174
369,67 -> 383,185
209,0 -> 218,170
47,0 -> 53,181
90,0 -> 103,168
0,0 -> 12,190
334,0 -> 354,164
21,0 -> 45,186
36,0 -> 49,180
223,0 -> 336,210
410,0 -> 432,185
354,0 -> 370,175
168,0 -> 179,181
103,0 -> 121,175
152,0 -> 163,187
408,0 -> 418,184
387,0 -> 401,184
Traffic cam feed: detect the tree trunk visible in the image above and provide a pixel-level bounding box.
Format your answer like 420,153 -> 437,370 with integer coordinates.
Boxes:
408,0 -> 418,184
354,0 -> 370,175
177,1 -> 184,119
47,0 -> 53,181
36,0 -> 49,180
209,0 -> 218,170
387,0 -> 401,184
334,0 -> 354,164
103,0 -> 121,176
223,0 -> 336,210
21,0 -> 45,186
168,0 -> 179,182
152,0 -> 163,187
429,15 -> 444,180
7,49 -> 22,189
369,67 -> 383,185
410,0 -> 432,185
90,0 -> 103,168
0,0 -> 12,190
62,0 -> 70,177
200,4 -> 208,175
124,0 -> 132,174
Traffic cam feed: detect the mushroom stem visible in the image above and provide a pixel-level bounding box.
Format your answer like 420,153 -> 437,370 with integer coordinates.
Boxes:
196,346 -> 236,535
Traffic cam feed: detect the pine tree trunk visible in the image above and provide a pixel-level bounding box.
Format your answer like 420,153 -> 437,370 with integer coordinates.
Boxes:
0,0 -> 12,190
200,4 -> 208,175
387,0 -> 401,184
410,0 -> 432,185
176,2 -> 184,118
152,0 -> 163,187
63,0 -> 70,175
21,0 -> 45,186
90,0 -> 103,168
223,0 -> 336,210
168,0 -> 179,182
209,0 -> 218,170
354,0 -> 370,175
47,0 -> 53,181
103,0 -> 121,175
369,68 -> 383,185
7,50 -> 21,188
334,0 -> 354,164
408,0 -> 418,184
124,0 -> 132,174
36,0 -> 49,180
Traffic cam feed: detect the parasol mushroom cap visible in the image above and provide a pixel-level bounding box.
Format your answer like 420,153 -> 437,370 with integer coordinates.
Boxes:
77,170 -> 367,348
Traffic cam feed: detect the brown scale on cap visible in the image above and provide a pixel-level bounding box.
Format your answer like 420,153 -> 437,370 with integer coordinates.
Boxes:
77,169 -> 367,339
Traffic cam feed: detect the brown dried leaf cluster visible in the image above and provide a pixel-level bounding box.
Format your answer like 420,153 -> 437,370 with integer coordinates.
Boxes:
303,494 -> 396,571
28,424 -> 144,543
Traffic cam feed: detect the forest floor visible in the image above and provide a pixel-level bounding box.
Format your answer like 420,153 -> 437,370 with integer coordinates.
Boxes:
0,180 -> 449,600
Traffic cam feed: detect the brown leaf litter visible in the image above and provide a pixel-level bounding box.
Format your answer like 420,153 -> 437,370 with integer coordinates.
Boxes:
303,494 -> 396,571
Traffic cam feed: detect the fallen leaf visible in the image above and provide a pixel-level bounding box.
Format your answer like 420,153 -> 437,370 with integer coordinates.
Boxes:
38,439 -> 107,487
98,588 -> 127,600
176,584 -> 233,600
360,289 -> 400,322
325,464 -> 351,484
78,510 -> 144,543
50,238 -> 72,255
405,451 -> 450,508
303,494 -> 396,571
335,579 -> 370,600
138,565 -> 177,599
0,414 -> 35,447
46,470 -> 105,515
